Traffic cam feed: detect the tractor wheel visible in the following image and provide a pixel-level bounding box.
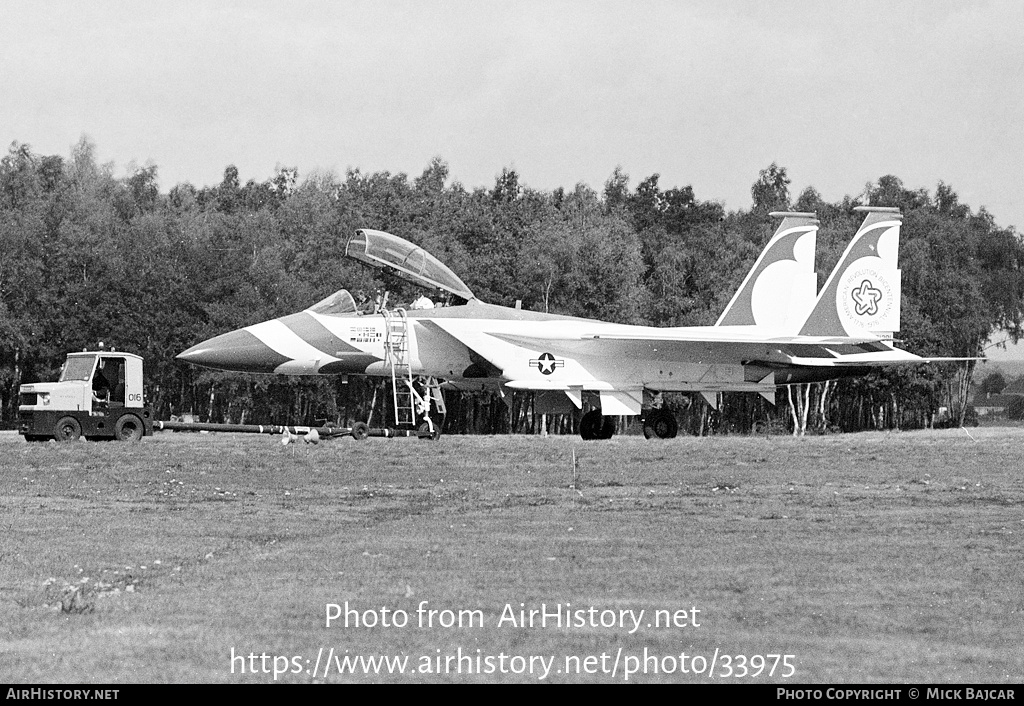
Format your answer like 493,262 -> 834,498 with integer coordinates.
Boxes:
54,416 -> 82,442
114,414 -> 144,442
642,409 -> 678,439
350,422 -> 369,441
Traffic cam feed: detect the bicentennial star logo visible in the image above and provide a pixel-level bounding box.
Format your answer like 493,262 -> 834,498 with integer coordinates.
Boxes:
529,352 -> 564,375
851,279 -> 883,317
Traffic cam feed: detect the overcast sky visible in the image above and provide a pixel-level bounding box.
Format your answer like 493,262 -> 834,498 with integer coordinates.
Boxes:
2,0 -> 1022,231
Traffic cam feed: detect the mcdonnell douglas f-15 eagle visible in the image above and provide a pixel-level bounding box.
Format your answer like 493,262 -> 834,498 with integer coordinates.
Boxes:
177,206 -> 936,439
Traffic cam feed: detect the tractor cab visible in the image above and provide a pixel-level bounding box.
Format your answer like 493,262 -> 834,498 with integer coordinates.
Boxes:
51,352 -> 144,413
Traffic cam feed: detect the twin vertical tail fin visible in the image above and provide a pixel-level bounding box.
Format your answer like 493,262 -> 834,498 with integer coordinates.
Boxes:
799,206 -> 903,339
716,212 -> 819,332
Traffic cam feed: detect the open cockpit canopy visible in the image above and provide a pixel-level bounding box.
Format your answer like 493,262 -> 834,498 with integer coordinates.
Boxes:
345,229 -> 475,302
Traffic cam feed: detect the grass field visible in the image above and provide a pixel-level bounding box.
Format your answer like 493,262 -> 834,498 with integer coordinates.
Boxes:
1,427 -> 1022,683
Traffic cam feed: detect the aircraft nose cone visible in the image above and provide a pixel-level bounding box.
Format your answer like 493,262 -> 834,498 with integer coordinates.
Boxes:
177,329 -> 291,373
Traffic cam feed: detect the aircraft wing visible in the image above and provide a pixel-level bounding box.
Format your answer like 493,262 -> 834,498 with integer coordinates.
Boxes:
484,330 -> 898,365
424,319 -> 908,396
487,333 -> 981,373
504,332 -> 978,369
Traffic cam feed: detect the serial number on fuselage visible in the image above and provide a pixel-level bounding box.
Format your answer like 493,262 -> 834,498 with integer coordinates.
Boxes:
349,327 -> 382,344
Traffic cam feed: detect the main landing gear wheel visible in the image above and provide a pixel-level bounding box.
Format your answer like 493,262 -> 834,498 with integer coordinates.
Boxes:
643,409 -> 678,439
350,422 -> 369,441
54,416 -> 82,442
579,410 -> 615,440
114,414 -> 144,442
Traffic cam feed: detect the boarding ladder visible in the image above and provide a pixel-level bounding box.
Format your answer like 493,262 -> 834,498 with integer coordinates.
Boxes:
383,308 -> 415,426
382,308 -> 447,432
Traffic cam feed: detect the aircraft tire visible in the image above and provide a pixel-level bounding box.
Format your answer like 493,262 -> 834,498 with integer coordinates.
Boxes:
114,414 -> 144,442
643,410 -> 678,439
54,416 -> 82,442
580,410 -> 612,440
417,421 -> 441,441
579,410 -> 597,440
350,422 -> 369,441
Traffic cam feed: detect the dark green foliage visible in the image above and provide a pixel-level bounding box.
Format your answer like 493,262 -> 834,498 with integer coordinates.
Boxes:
1008,397 -> 1024,421
980,372 -> 1007,395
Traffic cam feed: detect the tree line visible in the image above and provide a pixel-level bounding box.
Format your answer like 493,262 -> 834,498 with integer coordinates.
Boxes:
2,138 -> 1022,435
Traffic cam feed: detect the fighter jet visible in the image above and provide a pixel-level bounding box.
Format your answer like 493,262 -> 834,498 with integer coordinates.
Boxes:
177,206 -> 930,439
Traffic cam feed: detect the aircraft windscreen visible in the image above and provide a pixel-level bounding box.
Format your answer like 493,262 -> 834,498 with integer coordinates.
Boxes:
60,355 -> 97,382
308,289 -> 359,316
345,229 -> 475,301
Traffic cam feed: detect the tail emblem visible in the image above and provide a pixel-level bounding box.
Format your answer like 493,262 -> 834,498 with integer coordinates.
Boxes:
836,262 -> 898,332
851,280 -> 883,317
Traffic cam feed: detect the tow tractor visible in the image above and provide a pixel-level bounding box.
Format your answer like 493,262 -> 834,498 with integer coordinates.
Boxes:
18,349 -> 154,442
18,348 -> 438,443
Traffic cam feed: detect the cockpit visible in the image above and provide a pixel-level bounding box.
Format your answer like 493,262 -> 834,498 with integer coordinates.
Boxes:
307,289 -> 361,315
